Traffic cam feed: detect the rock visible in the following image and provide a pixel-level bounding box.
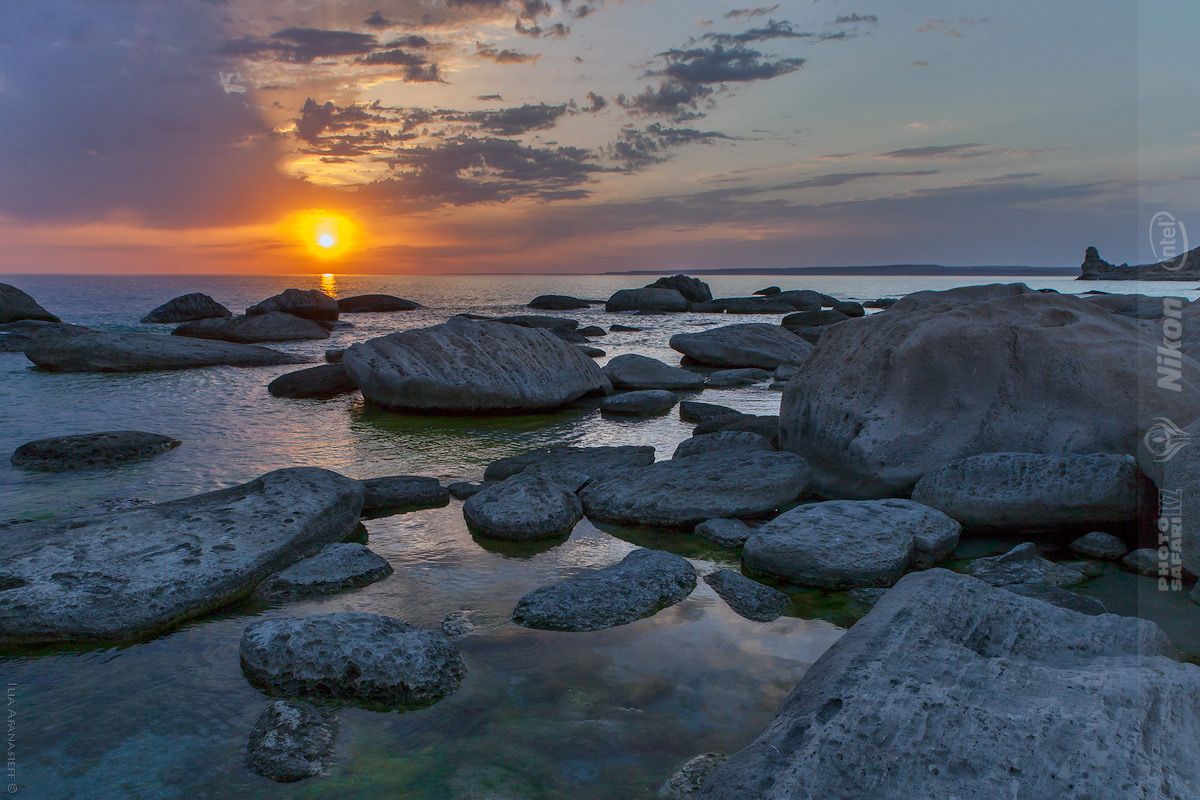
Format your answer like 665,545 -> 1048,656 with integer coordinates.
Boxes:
864,297 -> 898,309
647,274 -> 713,304
462,474 -> 583,540
440,610 -> 475,637
0,468 -> 363,643
488,314 -> 579,331
911,452 -> 1142,533
601,389 -> 678,416
670,324 -> 812,369
606,287 -> 690,313
703,569 -> 789,622
336,294 -> 421,313
324,348 -> 344,363
551,327 -> 590,344
174,312 -> 330,343
0,283 -> 59,323
1084,292 -> 1185,319
780,284 -> 1200,499
344,317 -> 610,412
246,701 -> 336,783
604,354 -> 705,390
743,499 -> 960,589
831,300 -> 865,317
679,400 -> 740,424
754,287 -> 781,296
0,320 -> 87,352
610,324 -> 643,332
512,549 -> 697,631
696,569 -> 1196,800
447,481 -> 489,500
484,445 -> 656,484
576,344 -> 606,358
253,543 -> 393,601
11,431 -> 180,471
240,612 -> 465,707
705,368 -> 772,388
1004,583 -> 1106,615
580,450 -> 809,528
673,432 -> 774,460
24,327 -> 307,372
1069,531 -> 1128,560
693,297 -> 796,314
247,288 -> 338,321
661,753 -> 728,799
772,364 -> 800,381
1160,419 -> 1200,576
141,293 -> 231,324
846,587 -> 887,606
965,542 -> 1088,587
693,518 -> 754,548
692,414 -> 779,447
268,364 -> 356,399
779,308 -> 850,344
361,475 -> 449,511
529,294 -> 591,310
1122,548 -> 1159,576
578,325 -> 606,337
1191,584 -> 1200,605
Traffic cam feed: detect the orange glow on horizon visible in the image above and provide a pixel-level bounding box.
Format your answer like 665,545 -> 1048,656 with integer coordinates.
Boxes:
288,210 -> 359,261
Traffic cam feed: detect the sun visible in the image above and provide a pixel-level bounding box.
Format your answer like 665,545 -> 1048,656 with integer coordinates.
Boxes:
289,210 -> 359,261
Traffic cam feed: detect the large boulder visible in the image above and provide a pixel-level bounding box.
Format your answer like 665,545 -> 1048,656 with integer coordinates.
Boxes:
361,475 -> 449,511
604,354 -> 705,390
529,294 -> 591,310
174,312 -> 330,343
911,452 -> 1143,533
463,473 -> 583,540
780,284 -> 1200,499
246,701 -> 336,782
247,288 -> 338,321
512,549 -> 696,631
646,274 -> 712,303
483,445 -> 655,484
0,468 -> 363,643
703,569 -> 790,622
600,389 -> 678,416
11,431 -> 180,470
253,543 -> 393,601
239,612 -> 465,707
24,327 -> 306,372
606,287 -> 690,313
1069,531 -> 1128,560
141,293 -> 231,324
742,499 -> 960,589
696,569 -> 1200,799
268,364 -> 357,398
0,320 -> 88,352
343,317 -> 610,412
670,324 -> 812,369
0,283 -> 59,323
579,450 -> 810,528
336,294 -> 421,313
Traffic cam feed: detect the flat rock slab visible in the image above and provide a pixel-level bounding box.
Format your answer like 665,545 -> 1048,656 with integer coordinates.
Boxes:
361,475 -> 449,511
253,543 -> 393,602
11,431 -> 180,470
742,499 -> 960,589
0,468 -> 363,643
0,320 -> 89,353
25,327 -> 307,372
337,294 -> 421,313
512,549 -> 697,631
463,474 -> 583,540
0,283 -> 59,323
268,364 -> 357,399
604,354 -> 705,390
240,612 -> 465,708
142,293 -> 231,324
673,432 -> 773,460
175,312 -> 330,343
693,519 -> 754,548
697,569 -> 1198,800
965,542 -> 1088,587
1069,531 -> 1127,560
247,289 -> 339,321
601,389 -> 678,416
670,324 -> 812,369
704,569 -> 789,622
483,445 -> 655,483
246,701 -> 337,783
580,451 -> 810,528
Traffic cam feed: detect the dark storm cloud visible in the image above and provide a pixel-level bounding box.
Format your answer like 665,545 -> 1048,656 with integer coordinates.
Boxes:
725,5 -> 780,19
224,27 -> 378,63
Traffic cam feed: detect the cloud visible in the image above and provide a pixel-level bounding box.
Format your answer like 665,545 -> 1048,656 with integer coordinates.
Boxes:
834,14 -> 879,25
877,143 -> 1049,160
916,17 -> 990,37
912,59 -> 931,67
702,20 -> 840,45
617,83 -> 714,121
724,5 -> 780,19
224,27 -> 378,63
606,124 -> 732,168
457,103 -> 571,135
476,43 -> 540,63
582,92 -> 608,112
654,44 -> 805,84
364,10 -> 393,28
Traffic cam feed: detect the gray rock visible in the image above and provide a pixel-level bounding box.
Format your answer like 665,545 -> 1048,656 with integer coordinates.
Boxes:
755,286 -> 781,296
742,499 -> 960,589
696,569 -> 1196,800
604,353 -> 705,390
965,542 -> 1088,587
1069,531 -> 1128,560
1122,547 -> 1159,576
24,327 -> 307,372
606,287 -> 690,313
1190,583 -> 1200,605
512,549 -> 697,631
772,364 -> 800,381
693,518 -> 754,547
610,324 -> 643,332
576,344 -> 606,358
0,320 -> 89,352
697,297 -> 797,314
846,587 -> 887,606
580,450 -> 810,528
253,543 -> 393,601
447,481 -> 489,500
831,300 -> 865,317
240,612 -> 465,707
706,368 -> 772,388
344,317 -> 610,412
911,452 -> 1142,533
324,348 -> 344,363
141,293 -> 231,324
361,475 -> 449,511
673,432 -> 774,460
601,389 -> 678,416
11,431 -> 180,470
578,325 -> 606,337
679,400 -> 740,424
779,308 -> 848,330
1063,559 -> 1104,578
483,445 -> 655,483
463,474 -> 583,540
489,314 -> 579,331
246,701 -> 336,782
1004,583 -> 1106,615
661,753 -> 728,799
647,275 -> 713,304
268,364 -> 356,399
0,283 -> 60,323
693,414 -> 779,447
336,294 -> 421,313
174,312 -> 330,343
440,610 -> 475,637
669,324 -> 812,369
704,569 -> 789,622
529,294 -> 591,310
247,289 -> 339,321
0,468 -> 363,643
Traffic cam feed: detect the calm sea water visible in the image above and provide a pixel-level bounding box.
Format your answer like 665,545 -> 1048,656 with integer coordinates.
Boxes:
2,272 -> 1195,798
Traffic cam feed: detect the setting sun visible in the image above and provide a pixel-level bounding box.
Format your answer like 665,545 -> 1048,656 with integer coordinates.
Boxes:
289,210 -> 358,261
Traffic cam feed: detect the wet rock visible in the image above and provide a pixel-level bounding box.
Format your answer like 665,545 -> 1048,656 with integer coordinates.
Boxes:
253,543 -> 393,601
512,549 -> 697,631
831,300 -> 865,317
246,701 -> 336,783
692,414 -> 779,447
141,293 -> 231,324
772,364 -> 800,382
578,325 -> 606,337
336,294 -> 421,313
743,499 -> 960,589
704,569 -> 789,622
610,324 -> 643,332
529,294 -> 591,310
447,481 -> 489,500
606,287 -> 690,313
576,344 -> 606,358
247,288 -> 339,321
0,468 -> 364,643
551,327 -> 589,344
491,314 -> 579,331
24,327 -> 307,372
1122,548 -> 1159,576
661,753 -> 728,799
673,432 -> 773,460
754,287 -> 781,296
1069,531 -> 1127,561
669,324 -> 812,369
361,475 -> 449,511
693,518 -> 753,548
240,612 -> 465,707
706,368 -> 771,388
484,445 -> 655,484
1004,583 -> 1106,615
601,389 -> 678,416
604,353 -> 705,390
580,450 -> 809,528
463,474 -> 583,540
965,542 -> 1088,587
344,317 -> 610,412
864,297 -> 897,308
0,320 -> 88,352
647,274 -> 713,304
175,312 -> 330,343
268,364 -> 356,399
679,400 -> 740,424
440,610 -> 475,637
779,309 -> 849,343
12,431 -> 180,471
0,283 -> 59,323
324,348 -> 344,363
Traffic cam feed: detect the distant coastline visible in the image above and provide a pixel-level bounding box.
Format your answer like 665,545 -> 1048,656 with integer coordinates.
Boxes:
606,264 -> 1076,277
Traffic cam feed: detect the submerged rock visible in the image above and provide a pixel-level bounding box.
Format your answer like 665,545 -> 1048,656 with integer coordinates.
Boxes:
669,324 -> 812,369
141,293 -> 231,324
174,312 -> 330,343
529,294 -> 591,310
440,610 -> 476,637
247,289 -> 339,321
253,543 -> 392,601
246,701 -> 336,783
0,468 -> 363,643
463,474 -> 583,540
1069,531 -> 1128,560
965,542 -> 1087,587
661,753 -> 728,799
673,432 -> 773,460
703,569 -> 789,622
11,430 -> 180,471
336,294 -> 421,313
604,353 -> 705,390
693,518 -> 754,548
601,389 -> 678,416
361,475 -> 449,511
240,612 -> 465,707
646,274 -> 713,304
24,327 -> 307,372
0,283 -> 59,323
268,364 -> 357,399
483,445 -> 655,483
606,287 -> 690,313
512,549 -> 697,631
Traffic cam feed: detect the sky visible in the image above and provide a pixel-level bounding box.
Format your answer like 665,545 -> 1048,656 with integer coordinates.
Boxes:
0,0 -> 1196,275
